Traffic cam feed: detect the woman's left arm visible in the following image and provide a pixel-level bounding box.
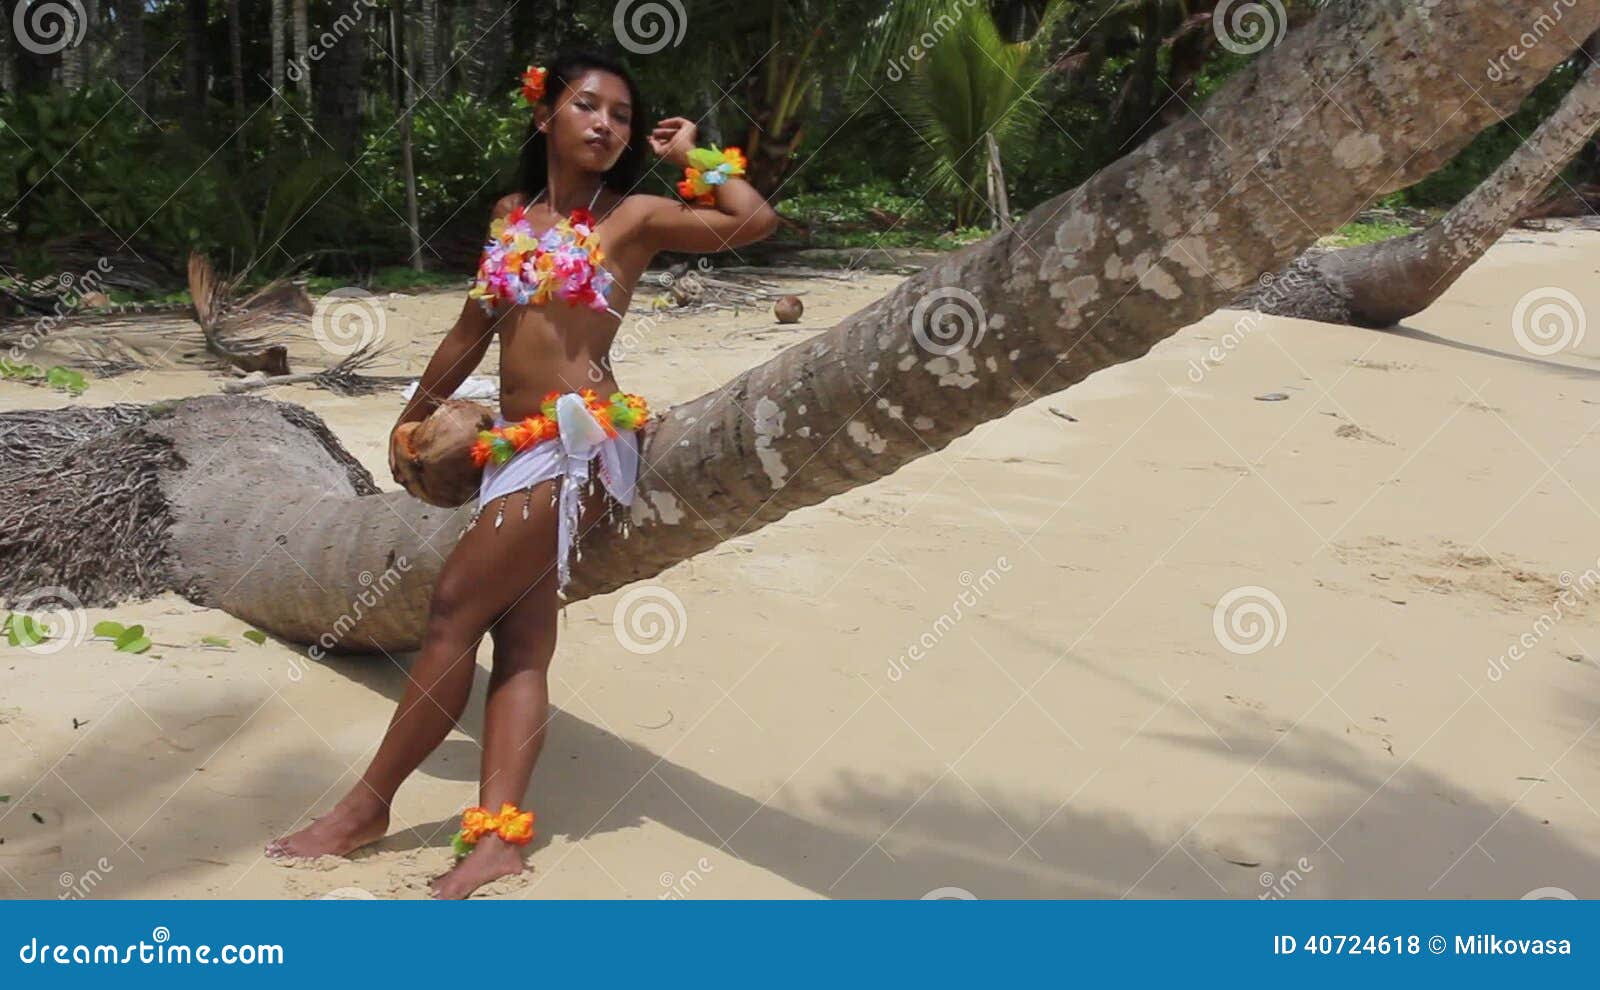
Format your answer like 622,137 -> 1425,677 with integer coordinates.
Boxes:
640,115 -> 781,255
641,180 -> 781,255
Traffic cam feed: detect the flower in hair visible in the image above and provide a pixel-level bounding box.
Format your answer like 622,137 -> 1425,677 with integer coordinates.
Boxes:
522,65 -> 547,105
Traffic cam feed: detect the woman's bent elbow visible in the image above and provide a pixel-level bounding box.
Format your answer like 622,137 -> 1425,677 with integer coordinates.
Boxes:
752,207 -> 781,241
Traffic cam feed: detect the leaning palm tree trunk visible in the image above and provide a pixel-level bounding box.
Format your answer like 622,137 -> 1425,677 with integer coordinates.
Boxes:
4,1 -> 1597,654
1238,59 -> 1600,327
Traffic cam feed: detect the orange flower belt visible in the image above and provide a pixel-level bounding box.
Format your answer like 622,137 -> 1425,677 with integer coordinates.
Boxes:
471,388 -> 650,469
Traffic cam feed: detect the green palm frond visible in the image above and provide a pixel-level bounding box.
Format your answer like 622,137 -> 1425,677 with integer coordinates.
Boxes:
894,0 -> 1068,225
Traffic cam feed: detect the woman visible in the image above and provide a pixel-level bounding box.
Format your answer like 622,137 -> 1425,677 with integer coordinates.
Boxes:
266,50 -> 780,899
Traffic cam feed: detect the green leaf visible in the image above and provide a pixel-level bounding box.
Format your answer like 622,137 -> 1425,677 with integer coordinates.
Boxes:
93,620 -> 126,639
10,615 -> 48,648
116,635 -> 151,654
242,629 -> 266,646
0,795 -> 10,803
46,366 -> 87,394
200,635 -> 231,648
113,624 -> 145,650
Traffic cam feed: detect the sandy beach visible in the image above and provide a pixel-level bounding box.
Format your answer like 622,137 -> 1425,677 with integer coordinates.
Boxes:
3,229 -> 1598,900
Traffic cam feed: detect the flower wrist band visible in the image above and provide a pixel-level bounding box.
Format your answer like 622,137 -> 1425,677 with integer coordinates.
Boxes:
451,802 -> 536,858
676,145 -> 748,205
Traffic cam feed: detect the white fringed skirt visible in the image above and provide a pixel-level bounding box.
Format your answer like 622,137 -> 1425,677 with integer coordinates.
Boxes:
462,391 -> 640,597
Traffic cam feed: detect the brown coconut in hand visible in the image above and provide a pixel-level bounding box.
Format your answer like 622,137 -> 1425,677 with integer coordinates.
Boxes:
393,399 -> 496,507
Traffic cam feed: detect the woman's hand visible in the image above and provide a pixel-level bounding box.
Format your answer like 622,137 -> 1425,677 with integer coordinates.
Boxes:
648,116 -> 699,169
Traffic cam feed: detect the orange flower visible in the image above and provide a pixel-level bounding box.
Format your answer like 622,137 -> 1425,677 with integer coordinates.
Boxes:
521,65 -> 547,105
470,438 -> 494,468
677,168 -> 702,199
460,806 -> 499,843
494,804 -> 536,844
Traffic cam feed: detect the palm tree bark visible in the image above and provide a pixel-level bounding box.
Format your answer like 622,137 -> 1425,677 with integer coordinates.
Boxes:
292,0 -> 310,101
182,0 -> 209,126
5,1 -> 1598,654
395,1 -> 425,271
115,0 -> 145,107
1238,58 -> 1600,327
0,3 -> 11,93
313,4 -> 369,159
227,0 -> 245,118
465,0 -> 508,99
59,0 -> 95,89
271,0 -> 286,108
418,0 -> 438,94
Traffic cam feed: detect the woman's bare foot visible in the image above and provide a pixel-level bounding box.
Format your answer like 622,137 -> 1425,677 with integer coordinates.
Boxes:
265,791 -> 389,859
429,835 -> 526,899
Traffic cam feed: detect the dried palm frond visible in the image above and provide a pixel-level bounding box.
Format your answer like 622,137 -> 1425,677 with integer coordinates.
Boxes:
219,340 -> 414,396
188,251 -> 310,376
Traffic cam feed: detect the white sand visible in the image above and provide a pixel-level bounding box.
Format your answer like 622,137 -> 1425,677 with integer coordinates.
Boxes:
3,231 -> 1598,900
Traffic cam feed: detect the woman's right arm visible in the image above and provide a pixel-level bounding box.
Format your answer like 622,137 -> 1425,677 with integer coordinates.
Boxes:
392,296 -> 495,430
388,195 -> 526,485
392,193 -> 526,432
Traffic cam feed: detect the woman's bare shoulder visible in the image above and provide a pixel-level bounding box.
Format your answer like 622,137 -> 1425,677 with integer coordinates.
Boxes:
621,193 -> 682,218
491,191 -> 529,220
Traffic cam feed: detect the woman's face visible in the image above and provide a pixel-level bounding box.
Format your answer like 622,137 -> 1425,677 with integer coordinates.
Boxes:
541,69 -> 633,172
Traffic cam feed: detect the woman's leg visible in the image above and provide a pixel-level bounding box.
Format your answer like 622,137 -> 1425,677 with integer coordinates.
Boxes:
429,474 -> 616,898
266,483 -> 569,859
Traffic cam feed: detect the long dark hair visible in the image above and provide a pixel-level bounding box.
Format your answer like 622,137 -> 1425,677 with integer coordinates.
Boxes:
514,49 -> 648,201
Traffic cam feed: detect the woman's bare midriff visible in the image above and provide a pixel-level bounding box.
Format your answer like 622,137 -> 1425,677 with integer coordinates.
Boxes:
490,284 -> 637,421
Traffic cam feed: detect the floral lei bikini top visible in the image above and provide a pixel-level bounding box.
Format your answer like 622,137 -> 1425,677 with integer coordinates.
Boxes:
468,184 -> 621,318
